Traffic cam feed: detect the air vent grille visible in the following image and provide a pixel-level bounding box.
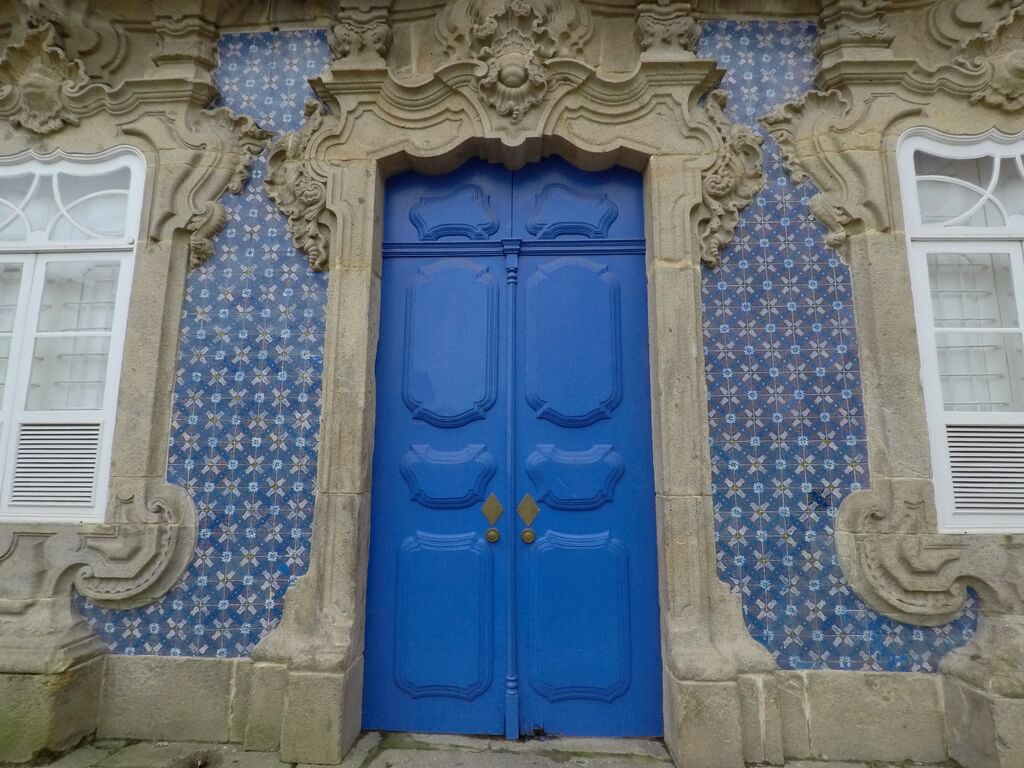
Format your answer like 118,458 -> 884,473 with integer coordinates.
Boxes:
11,423 -> 101,506
947,424 -> 1024,511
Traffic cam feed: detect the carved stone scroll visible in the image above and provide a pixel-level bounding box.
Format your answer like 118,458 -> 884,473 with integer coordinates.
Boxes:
264,100 -> 331,272
696,90 -> 764,268
636,1 -> 700,58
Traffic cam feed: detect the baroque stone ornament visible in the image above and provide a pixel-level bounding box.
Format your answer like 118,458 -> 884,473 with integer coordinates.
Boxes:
264,100 -> 330,271
636,1 -> 700,58
697,90 -> 764,268
835,482 -> 1024,697
816,0 -> 895,66
0,481 -> 197,674
0,21 -> 88,134
435,0 -> 593,123
956,7 -> 1024,112
328,5 -> 392,67
187,108 -> 273,268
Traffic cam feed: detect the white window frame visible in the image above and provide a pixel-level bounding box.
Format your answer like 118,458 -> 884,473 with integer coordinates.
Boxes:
899,128 -> 1024,534
0,148 -> 144,523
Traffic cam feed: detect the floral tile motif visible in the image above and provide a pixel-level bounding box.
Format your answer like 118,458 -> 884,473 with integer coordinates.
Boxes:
78,30 -> 331,657
699,20 -> 976,670
80,23 -> 977,667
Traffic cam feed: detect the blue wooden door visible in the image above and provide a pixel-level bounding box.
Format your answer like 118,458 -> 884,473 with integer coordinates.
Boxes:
363,158 -> 661,738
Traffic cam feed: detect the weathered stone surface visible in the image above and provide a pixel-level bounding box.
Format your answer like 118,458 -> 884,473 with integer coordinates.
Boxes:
229,660 -> 253,745
242,663 -> 287,752
0,658 -> 102,763
98,656 -> 234,743
776,671 -> 946,763
278,659 -> 364,765
738,673 -> 784,765
945,675 -> 1024,768
662,679 -> 744,768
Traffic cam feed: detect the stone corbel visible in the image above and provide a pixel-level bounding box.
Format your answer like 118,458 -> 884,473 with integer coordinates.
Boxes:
835,481 -> 1024,699
695,89 -> 764,268
328,2 -> 392,69
816,0 -> 895,68
635,1 -> 700,60
263,100 -> 332,272
0,480 -> 197,674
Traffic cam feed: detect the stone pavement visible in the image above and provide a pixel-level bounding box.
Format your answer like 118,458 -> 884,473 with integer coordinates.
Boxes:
32,734 -> 957,768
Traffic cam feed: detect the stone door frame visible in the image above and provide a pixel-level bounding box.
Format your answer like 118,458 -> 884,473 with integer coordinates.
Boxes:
246,25 -> 778,768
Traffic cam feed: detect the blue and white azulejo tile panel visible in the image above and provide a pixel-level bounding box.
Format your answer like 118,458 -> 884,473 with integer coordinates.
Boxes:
80,23 -> 977,667
78,30 -> 332,657
699,20 -> 977,670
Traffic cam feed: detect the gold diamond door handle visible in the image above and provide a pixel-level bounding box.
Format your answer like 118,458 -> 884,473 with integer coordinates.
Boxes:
518,493 -> 539,544
517,493 -> 539,525
482,493 -> 503,544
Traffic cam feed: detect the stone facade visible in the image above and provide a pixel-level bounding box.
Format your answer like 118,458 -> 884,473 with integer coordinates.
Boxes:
0,2 -> 1020,768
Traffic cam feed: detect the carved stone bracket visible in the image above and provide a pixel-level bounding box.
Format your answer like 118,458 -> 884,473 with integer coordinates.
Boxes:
0,481 -> 197,674
816,0 -> 895,68
328,4 -> 392,68
836,482 -> 1024,697
636,1 -> 700,59
697,90 -> 764,268
264,100 -> 331,272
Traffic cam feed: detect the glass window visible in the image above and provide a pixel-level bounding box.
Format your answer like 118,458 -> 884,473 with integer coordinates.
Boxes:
902,132 -> 1024,533
0,150 -> 141,523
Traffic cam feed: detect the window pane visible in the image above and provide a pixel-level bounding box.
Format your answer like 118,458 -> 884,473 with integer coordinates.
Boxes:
37,261 -> 120,333
914,151 -> 1024,228
936,331 -> 1024,412
927,252 -> 1018,328
0,263 -> 23,333
27,336 -> 110,410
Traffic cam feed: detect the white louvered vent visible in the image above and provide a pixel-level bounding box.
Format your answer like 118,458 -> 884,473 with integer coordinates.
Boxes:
11,423 -> 101,506
947,425 -> 1024,511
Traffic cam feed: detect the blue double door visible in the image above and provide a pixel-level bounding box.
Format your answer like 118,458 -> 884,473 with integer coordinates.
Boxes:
364,159 -> 662,738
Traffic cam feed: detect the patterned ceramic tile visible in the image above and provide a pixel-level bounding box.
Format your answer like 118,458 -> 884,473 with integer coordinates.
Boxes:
699,20 -> 976,671
80,23 -> 977,667
78,30 -> 331,657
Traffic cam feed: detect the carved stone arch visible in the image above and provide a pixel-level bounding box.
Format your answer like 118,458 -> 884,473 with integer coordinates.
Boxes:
0,17 -> 271,763
761,4 -> 1024,767
250,5 -> 777,768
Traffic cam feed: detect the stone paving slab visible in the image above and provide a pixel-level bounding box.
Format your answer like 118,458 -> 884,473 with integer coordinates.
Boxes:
20,734 -> 958,768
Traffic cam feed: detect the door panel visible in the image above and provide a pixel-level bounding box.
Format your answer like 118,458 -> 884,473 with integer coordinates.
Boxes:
365,158 -> 661,738
514,242 -> 661,737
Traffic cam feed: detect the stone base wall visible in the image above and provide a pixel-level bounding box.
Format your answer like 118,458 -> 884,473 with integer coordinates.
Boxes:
0,655 -> 990,767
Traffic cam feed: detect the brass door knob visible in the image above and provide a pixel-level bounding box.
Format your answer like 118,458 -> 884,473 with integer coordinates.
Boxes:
485,528 -> 501,543
521,528 -> 536,544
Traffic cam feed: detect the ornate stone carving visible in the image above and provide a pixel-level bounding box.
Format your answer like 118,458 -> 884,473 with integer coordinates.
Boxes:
434,0 -> 593,123
697,90 -> 765,268
0,480 -> 197,674
0,21 -> 88,134
264,100 -> 330,272
816,0 -> 895,66
836,482 -> 1024,696
328,5 -> 392,67
636,1 -> 700,58
956,7 -> 1024,112
185,108 -> 272,268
